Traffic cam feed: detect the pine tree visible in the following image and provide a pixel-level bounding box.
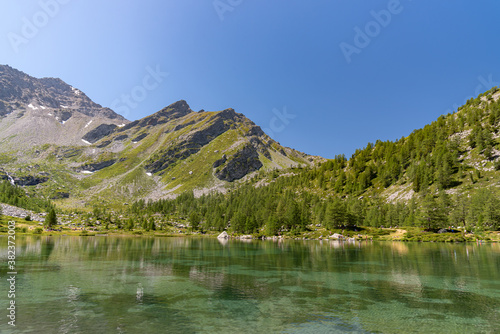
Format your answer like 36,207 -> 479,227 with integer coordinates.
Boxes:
126,219 -> 134,230
265,215 -> 279,236
45,208 -> 57,228
451,195 -> 468,228
419,194 -> 446,230
325,198 -> 346,229
149,218 -> 156,231
189,211 -> 200,231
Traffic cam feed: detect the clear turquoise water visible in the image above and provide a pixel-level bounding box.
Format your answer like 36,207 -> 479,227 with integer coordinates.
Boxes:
1,236 -> 499,333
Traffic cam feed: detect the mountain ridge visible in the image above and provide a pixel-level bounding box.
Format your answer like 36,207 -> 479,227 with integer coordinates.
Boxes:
0,65 -> 318,207
0,64 -> 125,120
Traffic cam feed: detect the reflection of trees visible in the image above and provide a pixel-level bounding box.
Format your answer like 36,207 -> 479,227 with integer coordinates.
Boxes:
9,237 -> 500,282
40,236 -> 55,260
4,237 -> 499,332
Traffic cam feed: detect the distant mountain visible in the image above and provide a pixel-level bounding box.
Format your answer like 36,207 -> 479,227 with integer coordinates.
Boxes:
0,64 -> 128,150
0,65 -> 124,120
0,65 -> 318,207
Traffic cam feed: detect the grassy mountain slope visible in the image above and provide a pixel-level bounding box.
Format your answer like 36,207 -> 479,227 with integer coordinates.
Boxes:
73,101 -> 316,207
1,97 -> 317,208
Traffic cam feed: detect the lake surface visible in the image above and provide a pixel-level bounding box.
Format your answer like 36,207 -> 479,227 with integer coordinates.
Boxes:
1,236 -> 499,333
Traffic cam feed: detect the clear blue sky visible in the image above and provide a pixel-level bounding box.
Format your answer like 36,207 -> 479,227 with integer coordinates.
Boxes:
1,0 -> 499,159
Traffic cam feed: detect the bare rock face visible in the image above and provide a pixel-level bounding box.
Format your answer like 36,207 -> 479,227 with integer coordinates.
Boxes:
132,133 -> 148,142
122,100 -> 193,130
82,124 -> 118,143
14,175 -> 49,186
0,65 -> 126,120
214,144 -> 263,182
213,154 -> 227,168
0,65 -> 129,150
144,110 -> 235,173
74,159 -> 120,172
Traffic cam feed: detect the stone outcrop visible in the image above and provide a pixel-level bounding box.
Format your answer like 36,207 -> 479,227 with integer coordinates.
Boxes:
145,113 -> 233,173
212,154 -> 227,168
124,100 -> 193,130
0,100 -> 14,117
132,133 -> 148,142
82,124 -> 118,143
214,144 -> 263,182
14,175 -> 49,186
114,134 -> 128,141
75,159 -> 119,172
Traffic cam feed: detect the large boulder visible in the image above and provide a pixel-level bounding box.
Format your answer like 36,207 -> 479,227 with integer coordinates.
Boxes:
217,231 -> 229,239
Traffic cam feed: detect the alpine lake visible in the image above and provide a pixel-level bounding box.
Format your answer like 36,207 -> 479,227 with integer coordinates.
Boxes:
1,236 -> 499,333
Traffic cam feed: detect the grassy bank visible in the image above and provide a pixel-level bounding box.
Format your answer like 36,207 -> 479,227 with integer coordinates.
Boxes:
1,215 -> 499,242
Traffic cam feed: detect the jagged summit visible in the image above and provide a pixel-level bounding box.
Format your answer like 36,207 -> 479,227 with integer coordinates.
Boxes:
126,100 -> 194,129
0,64 -> 126,121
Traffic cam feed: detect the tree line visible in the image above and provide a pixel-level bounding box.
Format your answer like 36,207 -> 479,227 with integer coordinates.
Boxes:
0,181 -> 54,213
131,184 -> 499,235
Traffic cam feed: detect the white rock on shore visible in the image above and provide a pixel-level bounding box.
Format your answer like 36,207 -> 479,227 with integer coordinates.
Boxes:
217,231 -> 229,239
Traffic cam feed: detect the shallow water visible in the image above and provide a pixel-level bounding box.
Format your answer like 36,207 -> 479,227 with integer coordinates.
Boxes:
0,236 -> 499,333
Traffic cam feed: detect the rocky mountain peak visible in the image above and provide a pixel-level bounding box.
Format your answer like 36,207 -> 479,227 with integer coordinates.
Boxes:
0,64 -> 126,121
128,100 -> 194,129
168,100 -> 191,112
157,100 -> 193,118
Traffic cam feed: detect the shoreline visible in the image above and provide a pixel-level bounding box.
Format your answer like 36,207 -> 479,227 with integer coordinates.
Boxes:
2,215 -> 499,243
1,230 -> 498,244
